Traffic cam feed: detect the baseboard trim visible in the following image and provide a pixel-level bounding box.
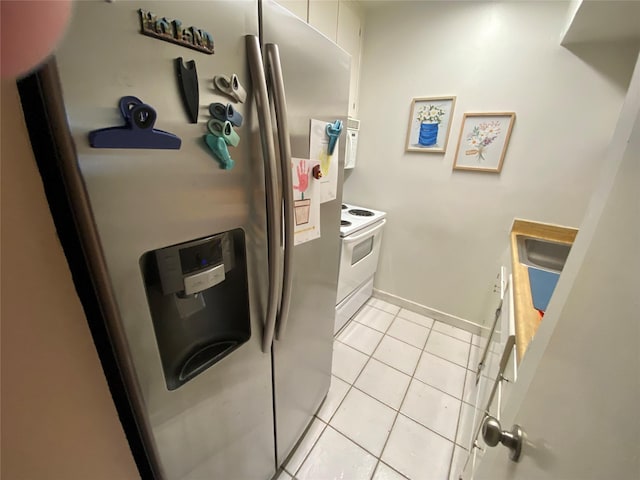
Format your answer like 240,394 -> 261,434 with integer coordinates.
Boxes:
372,288 -> 489,336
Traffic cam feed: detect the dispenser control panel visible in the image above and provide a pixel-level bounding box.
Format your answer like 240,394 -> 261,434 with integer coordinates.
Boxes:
155,233 -> 233,296
179,238 -> 223,274
183,264 -> 225,295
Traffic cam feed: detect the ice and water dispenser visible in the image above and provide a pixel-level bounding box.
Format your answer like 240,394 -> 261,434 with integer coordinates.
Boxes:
140,229 -> 250,390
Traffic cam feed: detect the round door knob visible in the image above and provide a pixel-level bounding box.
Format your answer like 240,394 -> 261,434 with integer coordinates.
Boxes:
482,416 -> 503,447
481,415 -> 525,462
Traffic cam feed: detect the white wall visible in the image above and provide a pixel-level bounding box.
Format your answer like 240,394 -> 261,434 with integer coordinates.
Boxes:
344,1 -> 637,324
1,80 -> 140,479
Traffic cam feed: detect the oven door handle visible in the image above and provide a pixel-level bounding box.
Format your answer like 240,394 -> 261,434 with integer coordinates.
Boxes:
343,219 -> 386,244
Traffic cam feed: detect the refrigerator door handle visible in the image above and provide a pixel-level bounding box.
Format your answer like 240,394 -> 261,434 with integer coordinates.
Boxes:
246,35 -> 282,353
265,43 -> 295,341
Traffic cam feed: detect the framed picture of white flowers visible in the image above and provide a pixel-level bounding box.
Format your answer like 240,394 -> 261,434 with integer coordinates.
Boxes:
452,112 -> 516,173
405,96 -> 456,153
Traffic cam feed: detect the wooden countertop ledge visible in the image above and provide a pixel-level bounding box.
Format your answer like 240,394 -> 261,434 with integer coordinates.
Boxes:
510,219 -> 578,363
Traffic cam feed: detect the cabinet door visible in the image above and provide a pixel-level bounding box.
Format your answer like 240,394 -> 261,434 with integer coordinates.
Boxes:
475,267 -> 507,381
284,0 -> 363,117
477,267 -> 507,330
275,0 -> 308,21
462,278 -> 516,478
457,445 -> 485,480
479,278 -> 515,415
308,0 -> 339,41
500,273 -> 517,383
337,0 -> 362,117
459,347 -> 517,479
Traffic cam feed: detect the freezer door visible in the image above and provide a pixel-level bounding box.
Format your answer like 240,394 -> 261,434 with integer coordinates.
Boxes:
54,2 -> 275,479
261,0 -> 351,467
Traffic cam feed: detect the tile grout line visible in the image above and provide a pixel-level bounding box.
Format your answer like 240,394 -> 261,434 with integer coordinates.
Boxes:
289,305 -> 402,478
353,308 -> 408,477
307,308 -> 402,479
398,319 -> 470,444
359,310 -> 472,351
374,460 -> 411,480
393,411 -> 462,452
286,418 -> 328,478
364,301 -> 402,316
338,306 -> 400,417
391,314 -> 471,477
336,334 -> 477,405
337,315 -> 463,446
335,332 -> 474,446
323,425 -> 410,479
409,370 -> 464,402
295,300 -> 472,479
335,344 -> 483,421
352,319 -> 431,347
348,320 -> 472,371
349,380 -> 410,413
447,336 -> 476,479
373,320 -> 438,479
378,326 -> 433,351
369,300 -> 474,477
366,301 -> 475,343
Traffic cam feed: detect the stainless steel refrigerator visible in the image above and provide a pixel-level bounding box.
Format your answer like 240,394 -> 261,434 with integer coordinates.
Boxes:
39,1 -> 350,478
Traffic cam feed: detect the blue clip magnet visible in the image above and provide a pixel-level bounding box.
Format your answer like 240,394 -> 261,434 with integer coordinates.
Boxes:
89,97 -> 181,149
326,120 -> 343,155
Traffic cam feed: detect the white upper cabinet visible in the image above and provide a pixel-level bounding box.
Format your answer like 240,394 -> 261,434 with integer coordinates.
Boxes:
275,0 -> 308,22
561,0 -> 640,45
308,0 -> 339,41
337,1 -> 363,117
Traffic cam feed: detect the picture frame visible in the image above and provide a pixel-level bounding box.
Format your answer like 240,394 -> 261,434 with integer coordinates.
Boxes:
452,112 -> 516,173
405,96 -> 456,153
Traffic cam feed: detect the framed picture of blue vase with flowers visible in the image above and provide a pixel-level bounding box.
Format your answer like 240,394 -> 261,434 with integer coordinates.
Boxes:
405,96 -> 456,153
452,112 -> 516,173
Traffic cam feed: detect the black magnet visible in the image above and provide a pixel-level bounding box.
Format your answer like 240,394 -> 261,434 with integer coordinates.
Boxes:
175,57 -> 199,123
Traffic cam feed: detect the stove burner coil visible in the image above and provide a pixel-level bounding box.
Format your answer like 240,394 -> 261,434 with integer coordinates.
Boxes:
341,204 -> 348,209
341,220 -> 352,226
348,209 -> 374,217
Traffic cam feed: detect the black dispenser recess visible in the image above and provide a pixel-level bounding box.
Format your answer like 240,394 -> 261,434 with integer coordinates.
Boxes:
140,229 -> 250,390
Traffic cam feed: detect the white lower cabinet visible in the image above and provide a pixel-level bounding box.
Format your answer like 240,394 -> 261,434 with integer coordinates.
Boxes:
454,271 -> 517,480
460,446 -> 484,480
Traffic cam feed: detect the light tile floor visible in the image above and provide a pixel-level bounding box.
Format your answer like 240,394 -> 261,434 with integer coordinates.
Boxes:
279,298 -> 484,480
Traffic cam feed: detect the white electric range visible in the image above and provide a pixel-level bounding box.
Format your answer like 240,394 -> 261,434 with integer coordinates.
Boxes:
335,204 -> 387,334
339,203 -> 387,237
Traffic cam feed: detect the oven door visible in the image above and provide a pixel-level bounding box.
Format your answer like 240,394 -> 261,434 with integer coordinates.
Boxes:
337,219 -> 386,304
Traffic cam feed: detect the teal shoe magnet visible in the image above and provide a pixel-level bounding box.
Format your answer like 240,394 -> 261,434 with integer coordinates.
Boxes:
204,134 -> 235,170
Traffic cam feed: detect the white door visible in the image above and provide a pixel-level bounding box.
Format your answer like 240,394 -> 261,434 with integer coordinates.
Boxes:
475,56 -> 640,479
